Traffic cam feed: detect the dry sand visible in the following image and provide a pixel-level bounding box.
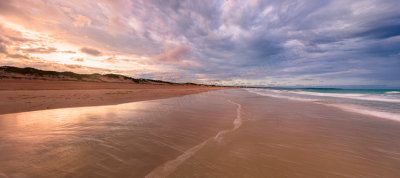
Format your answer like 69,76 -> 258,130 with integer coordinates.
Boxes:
0,79 -> 225,115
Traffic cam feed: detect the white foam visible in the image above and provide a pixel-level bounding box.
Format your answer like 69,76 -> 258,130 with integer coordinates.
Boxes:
246,89 -> 316,102
290,91 -> 400,103
145,100 -> 243,178
386,91 -> 400,94
327,104 -> 400,122
214,100 -> 243,142
247,88 -> 400,103
246,89 -> 400,122
145,139 -> 208,178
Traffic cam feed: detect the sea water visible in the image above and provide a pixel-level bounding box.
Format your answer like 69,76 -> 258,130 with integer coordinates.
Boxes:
246,88 -> 400,121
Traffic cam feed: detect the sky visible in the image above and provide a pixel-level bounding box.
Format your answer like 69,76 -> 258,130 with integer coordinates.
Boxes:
0,0 -> 399,87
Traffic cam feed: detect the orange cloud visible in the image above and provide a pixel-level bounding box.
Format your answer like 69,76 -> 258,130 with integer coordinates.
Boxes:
71,58 -> 84,62
71,14 -> 91,27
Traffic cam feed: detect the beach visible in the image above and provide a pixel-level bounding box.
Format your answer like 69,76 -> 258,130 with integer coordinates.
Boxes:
0,79 -> 224,115
0,89 -> 399,177
1,1 -> 398,177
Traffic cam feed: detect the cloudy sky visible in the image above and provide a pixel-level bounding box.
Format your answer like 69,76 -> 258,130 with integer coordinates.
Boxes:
0,0 -> 399,87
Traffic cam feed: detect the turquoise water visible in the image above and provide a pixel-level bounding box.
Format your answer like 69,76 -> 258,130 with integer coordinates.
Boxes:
272,88 -> 400,94
247,88 -> 400,121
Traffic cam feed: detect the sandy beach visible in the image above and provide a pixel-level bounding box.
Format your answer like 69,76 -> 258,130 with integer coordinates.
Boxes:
0,89 -> 399,177
0,79 -> 225,115
1,1 -> 398,177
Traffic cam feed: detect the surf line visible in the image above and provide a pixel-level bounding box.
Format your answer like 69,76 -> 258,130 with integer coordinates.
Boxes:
144,100 -> 243,178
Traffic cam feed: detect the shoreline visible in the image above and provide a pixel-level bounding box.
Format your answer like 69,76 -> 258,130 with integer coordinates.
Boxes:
0,79 -> 227,115
245,88 -> 400,122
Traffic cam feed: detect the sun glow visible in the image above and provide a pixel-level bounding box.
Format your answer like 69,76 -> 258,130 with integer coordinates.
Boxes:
0,17 -> 158,74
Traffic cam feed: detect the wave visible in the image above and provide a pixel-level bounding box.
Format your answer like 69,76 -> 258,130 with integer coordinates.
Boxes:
327,104 -> 400,122
256,89 -> 400,103
246,89 -> 400,122
245,89 -> 317,102
386,91 -> 400,94
290,91 -> 400,103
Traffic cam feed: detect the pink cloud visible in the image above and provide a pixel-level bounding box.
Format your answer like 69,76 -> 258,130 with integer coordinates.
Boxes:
71,14 -> 91,27
156,46 -> 190,62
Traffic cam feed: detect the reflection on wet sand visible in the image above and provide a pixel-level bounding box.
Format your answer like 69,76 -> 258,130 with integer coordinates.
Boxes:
0,91 -> 236,177
1,89 -> 400,177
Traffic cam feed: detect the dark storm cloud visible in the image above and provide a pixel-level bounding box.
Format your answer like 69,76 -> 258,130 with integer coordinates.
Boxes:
357,24 -> 400,39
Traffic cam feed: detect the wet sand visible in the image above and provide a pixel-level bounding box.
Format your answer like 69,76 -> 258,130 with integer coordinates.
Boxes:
1,89 -> 400,177
171,90 -> 400,177
0,91 -> 237,177
0,79 -> 224,114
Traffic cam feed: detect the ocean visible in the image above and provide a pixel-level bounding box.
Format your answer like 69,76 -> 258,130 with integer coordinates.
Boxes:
246,88 -> 400,121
